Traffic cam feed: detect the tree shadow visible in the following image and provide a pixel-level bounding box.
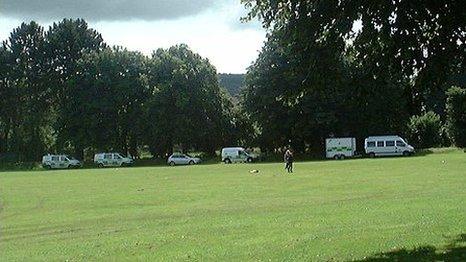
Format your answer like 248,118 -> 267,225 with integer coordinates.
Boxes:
355,234 -> 466,261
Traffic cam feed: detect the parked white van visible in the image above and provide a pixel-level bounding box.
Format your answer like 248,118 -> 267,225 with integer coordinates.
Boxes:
326,137 -> 357,160
42,154 -> 82,169
94,153 -> 134,167
221,147 -> 255,164
365,136 -> 415,157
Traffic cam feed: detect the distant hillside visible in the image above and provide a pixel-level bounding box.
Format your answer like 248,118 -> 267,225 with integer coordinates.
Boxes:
218,74 -> 245,96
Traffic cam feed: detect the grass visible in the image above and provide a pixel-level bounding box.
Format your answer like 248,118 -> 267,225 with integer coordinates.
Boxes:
0,150 -> 465,261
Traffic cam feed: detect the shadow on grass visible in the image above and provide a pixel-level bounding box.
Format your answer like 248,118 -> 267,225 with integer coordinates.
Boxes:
355,234 -> 466,261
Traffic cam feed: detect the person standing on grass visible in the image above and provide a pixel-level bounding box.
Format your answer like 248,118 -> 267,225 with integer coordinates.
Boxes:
284,149 -> 289,171
284,148 -> 294,173
287,149 -> 294,173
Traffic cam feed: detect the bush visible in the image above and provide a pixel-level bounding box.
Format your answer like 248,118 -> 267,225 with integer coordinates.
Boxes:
446,86 -> 466,147
407,111 -> 442,149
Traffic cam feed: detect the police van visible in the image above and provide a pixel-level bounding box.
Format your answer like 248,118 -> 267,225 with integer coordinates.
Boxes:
42,154 -> 82,169
94,153 -> 134,167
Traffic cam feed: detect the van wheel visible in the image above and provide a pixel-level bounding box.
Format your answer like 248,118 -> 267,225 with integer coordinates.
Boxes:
334,155 -> 340,160
44,165 -> 51,170
169,161 -> 176,166
340,155 -> 345,160
403,151 -> 411,156
224,158 -> 231,164
246,157 -> 253,163
369,152 -> 376,158
189,160 -> 195,165
98,163 -> 104,168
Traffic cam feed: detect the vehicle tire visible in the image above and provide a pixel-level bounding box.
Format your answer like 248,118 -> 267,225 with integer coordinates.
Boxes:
169,161 -> 176,166
369,152 -> 376,158
189,160 -> 195,165
224,158 -> 232,164
403,151 -> 411,157
334,155 -> 340,160
246,157 -> 253,163
340,155 -> 345,160
43,165 -> 51,170
98,163 -> 104,168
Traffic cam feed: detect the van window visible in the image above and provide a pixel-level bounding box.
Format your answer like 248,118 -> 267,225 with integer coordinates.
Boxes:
396,141 -> 406,147
386,141 -> 395,147
104,154 -> 112,160
367,141 -> 376,147
52,156 -> 59,161
60,156 -> 67,161
377,141 -> 384,147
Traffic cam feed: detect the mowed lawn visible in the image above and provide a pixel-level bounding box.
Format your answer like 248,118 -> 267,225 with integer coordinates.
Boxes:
0,150 -> 465,261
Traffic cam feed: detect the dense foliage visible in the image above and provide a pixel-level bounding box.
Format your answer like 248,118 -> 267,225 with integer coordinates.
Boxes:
0,20 -> 236,161
241,0 -> 465,152
407,111 -> 442,149
446,86 -> 466,147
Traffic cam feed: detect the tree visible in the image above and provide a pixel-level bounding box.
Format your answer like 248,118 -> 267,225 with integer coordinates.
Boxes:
145,45 -> 233,156
0,45 -> 13,155
45,19 -> 106,156
241,0 -> 464,151
3,22 -> 51,161
64,47 -> 150,157
446,86 -> 466,147
243,0 -> 465,116
407,111 -> 442,149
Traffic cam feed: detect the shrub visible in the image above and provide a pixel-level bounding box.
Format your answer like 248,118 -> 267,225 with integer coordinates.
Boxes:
407,111 -> 442,149
446,86 -> 466,147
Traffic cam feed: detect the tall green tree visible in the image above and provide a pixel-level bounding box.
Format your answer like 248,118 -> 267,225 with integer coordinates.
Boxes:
241,0 -> 464,151
0,45 -> 13,154
45,19 -> 105,154
145,45 -> 233,156
446,86 -> 466,147
64,47 -> 150,158
3,22 -> 51,160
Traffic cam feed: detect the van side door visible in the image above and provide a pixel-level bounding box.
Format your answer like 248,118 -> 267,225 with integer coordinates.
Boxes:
59,156 -> 68,168
51,156 -> 60,168
385,140 -> 396,155
112,154 -> 122,166
103,154 -> 112,166
376,141 -> 386,155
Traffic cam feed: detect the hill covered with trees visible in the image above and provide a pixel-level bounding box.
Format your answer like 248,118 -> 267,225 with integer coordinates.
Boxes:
218,73 -> 245,97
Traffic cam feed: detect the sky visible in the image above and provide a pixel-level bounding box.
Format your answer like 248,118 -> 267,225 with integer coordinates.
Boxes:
0,0 -> 266,73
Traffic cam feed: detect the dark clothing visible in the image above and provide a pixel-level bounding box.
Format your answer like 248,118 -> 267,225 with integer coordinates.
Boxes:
284,151 -> 293,173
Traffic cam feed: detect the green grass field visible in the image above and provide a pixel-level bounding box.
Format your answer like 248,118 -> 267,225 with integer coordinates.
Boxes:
1,149 -> 465,261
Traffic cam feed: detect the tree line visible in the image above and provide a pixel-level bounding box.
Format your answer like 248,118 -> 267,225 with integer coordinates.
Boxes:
1,0 -> 466,162
0,19 -> 249,161
240,0 -> 466,152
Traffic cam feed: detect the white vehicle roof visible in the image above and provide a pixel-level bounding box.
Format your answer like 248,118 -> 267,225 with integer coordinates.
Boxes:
222,147 -> 245,151
366,135 -> 403,140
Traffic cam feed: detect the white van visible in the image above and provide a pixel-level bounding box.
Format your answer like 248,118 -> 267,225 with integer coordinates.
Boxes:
365,136 -> 415,157
221,147 -> 255,164
94,153 -> 134,167
42,154 -> 82,169
326,137 -> 357,160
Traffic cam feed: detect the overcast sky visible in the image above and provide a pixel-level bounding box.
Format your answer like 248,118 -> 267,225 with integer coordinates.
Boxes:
0,0 -> 266,73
